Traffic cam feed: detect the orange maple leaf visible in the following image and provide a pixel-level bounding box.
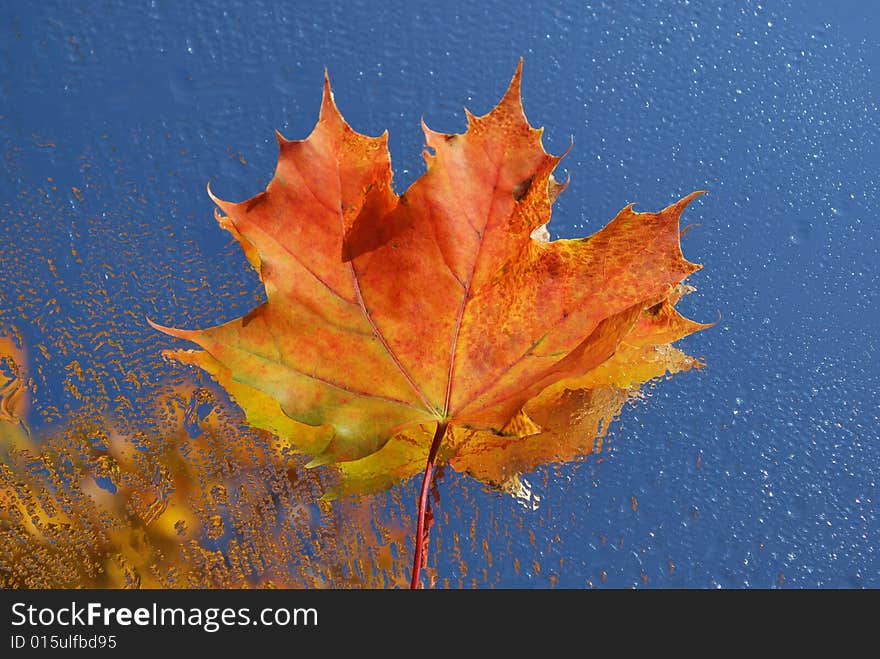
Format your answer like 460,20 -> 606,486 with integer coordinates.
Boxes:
151,63 -> 710,587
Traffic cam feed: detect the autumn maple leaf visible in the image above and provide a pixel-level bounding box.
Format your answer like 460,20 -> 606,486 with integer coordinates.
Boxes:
150,62 -> 710,587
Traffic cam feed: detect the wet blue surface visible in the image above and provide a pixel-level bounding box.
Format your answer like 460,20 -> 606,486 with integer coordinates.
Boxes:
1,0 -> 877,587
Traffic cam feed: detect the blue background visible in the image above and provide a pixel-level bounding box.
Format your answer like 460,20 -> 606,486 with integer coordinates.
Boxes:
1,0 -> 877,587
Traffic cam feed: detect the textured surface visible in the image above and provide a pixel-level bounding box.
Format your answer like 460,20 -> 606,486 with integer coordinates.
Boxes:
1,0 -> 877,587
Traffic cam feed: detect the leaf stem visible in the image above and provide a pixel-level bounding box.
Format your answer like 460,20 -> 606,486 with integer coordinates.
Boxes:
411,420 -> 448,589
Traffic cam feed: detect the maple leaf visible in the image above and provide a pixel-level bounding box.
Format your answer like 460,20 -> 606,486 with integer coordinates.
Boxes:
150,62 -> 710,587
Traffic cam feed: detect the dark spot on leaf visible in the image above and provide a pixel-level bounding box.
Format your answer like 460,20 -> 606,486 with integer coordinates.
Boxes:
245,192 -> 268,213
513,175 -> 534,202
241,305 -> 264,327
343,205 -> 412,261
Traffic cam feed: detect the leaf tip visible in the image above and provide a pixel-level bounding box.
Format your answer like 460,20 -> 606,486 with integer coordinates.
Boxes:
205,180 -> 226,210
420,115 -> 442,146
319,70 -> 342,125
498,58 -> 525,115
511,56 -> 524,91
147,316 -> 179,337
148,317 -> 200,344
305,453 -> 332,469
463,106 -> 477,126
670,190 -> 708,213
548,173 -> 569,204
